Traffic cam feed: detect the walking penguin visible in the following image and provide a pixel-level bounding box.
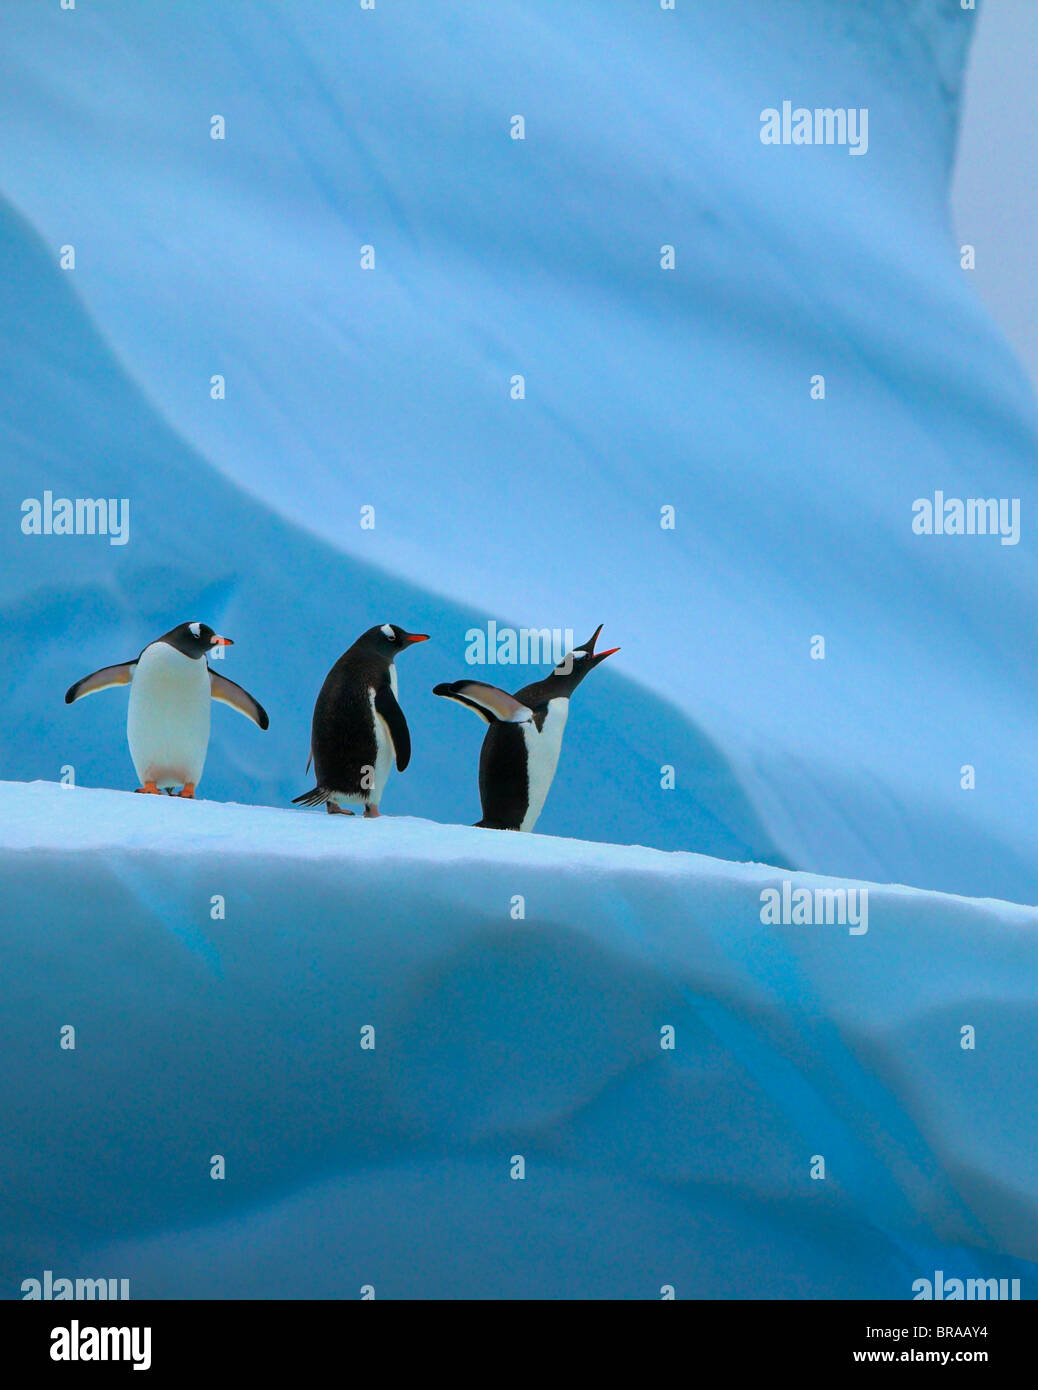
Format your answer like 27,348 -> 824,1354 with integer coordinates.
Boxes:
293,623 -> 429,817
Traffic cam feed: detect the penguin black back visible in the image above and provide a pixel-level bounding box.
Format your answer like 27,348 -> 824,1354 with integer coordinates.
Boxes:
476,721 -> 532,829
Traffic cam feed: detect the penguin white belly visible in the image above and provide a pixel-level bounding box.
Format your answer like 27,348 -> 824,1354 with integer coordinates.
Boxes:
520,697 -> 569,831
369,687 -> 395,806
127,643 -> 211,789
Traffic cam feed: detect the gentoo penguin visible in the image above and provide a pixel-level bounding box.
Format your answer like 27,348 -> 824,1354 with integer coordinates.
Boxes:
65,621 -> 269,796
433,624 -> 618,831
293,623 -> 429,817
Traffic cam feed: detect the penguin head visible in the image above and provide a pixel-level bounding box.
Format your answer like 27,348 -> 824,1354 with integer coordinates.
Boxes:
547,624 -> 619,691
160,622 -> 234,659
359,623 -> 430,661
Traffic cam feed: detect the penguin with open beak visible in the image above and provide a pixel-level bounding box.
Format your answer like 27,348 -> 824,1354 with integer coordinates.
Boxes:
434,624 -> 618,831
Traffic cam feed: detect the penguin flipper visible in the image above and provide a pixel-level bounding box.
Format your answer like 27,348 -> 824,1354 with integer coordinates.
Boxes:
210,672 -> 270,729
374,683 -> 411,772
432,681 -> 533,725
65,661 -> 136,704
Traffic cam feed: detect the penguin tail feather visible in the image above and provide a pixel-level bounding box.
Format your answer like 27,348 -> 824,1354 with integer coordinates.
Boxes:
292,786 -> 331,808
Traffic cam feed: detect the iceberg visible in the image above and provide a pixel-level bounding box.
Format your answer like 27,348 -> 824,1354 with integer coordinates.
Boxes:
2,780 -> 1036,1298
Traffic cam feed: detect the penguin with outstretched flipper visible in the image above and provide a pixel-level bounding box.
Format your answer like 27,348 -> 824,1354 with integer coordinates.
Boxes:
434,624 -> 618,831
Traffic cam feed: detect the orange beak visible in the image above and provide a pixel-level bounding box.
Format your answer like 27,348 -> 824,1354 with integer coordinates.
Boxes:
404,633 -> 430,644
210,635 -> 233,646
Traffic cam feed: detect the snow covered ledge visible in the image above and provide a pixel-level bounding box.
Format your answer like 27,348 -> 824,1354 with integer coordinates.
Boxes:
2,780 -> 1036,1299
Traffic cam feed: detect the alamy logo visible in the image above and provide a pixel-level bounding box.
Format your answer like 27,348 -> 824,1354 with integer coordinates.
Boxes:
760,102 -> 869,155
20,491 -> 130,546
465,621 -> 575,669
913,1271 -> 1020,1301
50,1320 -> 151,1372
22,1270 -> 130,1300
759,880 -> 869,935
912,492 -> 1020,546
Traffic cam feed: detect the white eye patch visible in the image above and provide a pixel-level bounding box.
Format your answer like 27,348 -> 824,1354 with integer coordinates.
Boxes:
380,623 -> 395,639
571,650 -> 587,659
189,622 -> 201,638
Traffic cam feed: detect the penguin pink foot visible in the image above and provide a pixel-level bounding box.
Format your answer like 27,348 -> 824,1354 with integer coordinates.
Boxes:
364,805 -> 382,818
326,802 -> 354,815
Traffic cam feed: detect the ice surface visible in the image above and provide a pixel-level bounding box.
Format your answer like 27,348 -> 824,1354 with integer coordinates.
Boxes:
1,781 -> 1036,1297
